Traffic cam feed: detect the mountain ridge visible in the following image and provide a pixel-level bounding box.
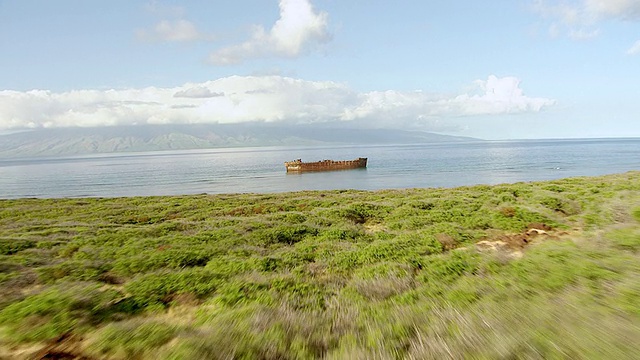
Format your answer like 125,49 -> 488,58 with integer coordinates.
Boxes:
0,123 -> 478,158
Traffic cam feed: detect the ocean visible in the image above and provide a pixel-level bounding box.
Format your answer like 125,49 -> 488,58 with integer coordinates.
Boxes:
1,138 -> 639,199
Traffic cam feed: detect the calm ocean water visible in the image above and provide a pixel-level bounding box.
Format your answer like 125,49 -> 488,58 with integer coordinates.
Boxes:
1,138 -> 639,199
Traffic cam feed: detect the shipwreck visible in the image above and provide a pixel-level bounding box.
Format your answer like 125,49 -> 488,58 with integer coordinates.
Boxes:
284,158 -> 368,172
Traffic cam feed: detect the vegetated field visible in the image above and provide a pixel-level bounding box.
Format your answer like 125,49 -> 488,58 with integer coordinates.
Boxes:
1,172 -> 639,359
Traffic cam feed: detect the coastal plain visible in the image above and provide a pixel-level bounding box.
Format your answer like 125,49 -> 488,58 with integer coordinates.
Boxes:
1,172 -> 639,359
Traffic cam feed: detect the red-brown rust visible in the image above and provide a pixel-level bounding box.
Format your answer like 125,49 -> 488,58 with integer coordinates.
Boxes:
284,158 -> 367,172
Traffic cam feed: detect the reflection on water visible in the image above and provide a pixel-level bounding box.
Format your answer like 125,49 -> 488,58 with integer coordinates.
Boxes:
1,139 -> 639,198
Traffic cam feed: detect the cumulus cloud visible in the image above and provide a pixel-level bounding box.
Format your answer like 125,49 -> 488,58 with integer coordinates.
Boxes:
136,20 -> 212,42
173,86 -> 224,98
209,0 -> 330,65
343,76 -> 555,124
0,76 -> 554,131
465,76 -> 555,112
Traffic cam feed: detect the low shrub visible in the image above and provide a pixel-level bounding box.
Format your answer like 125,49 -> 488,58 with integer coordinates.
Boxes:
419,250 -> 481,284
539,196 -> 581,215
0,285 -> 124,341
0,238 -> 36,255
489,207 -> 555,232
112,247 -> 218,276
87,319 -> 179,359
125,268 -> 224,308
330,235 -> 438,272
37,259 -> 110,283
607,228 -> 640,252
214,278 -> 273,307
251,225 -> 318,246
339,203 -> 390,224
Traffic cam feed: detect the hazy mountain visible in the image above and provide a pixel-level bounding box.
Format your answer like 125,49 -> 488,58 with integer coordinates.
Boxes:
0,123 -> 478,158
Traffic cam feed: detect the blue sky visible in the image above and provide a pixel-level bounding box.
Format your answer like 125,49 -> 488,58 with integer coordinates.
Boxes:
0,0 -> 639,139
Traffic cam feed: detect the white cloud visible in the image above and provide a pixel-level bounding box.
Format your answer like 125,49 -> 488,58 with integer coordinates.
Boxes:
534,0 -> 640,22
533,1 -> 586,25
0,76 -> 554,131
627,40 -> 640,54
173,86 -> 224,98
532,0 -> 640,40
343,76 -> 555,125
136,20 -> 212,42
585,0 -> 640,20
456,76 -> 554,114
209,0 -> 330,65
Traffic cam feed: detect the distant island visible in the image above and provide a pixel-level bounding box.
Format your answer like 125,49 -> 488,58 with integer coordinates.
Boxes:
0,123 -> 477,158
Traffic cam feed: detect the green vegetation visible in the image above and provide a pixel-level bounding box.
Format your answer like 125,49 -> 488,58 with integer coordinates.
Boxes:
1,172 -> 639,359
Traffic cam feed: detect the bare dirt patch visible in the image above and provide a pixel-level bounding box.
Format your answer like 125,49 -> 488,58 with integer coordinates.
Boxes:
476,223 -> 563,259
363,222 -> 387,234
435,233 -> 458,251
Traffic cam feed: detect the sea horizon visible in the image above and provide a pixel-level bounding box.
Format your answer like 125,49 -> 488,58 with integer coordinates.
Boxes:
2,138 -> 639,199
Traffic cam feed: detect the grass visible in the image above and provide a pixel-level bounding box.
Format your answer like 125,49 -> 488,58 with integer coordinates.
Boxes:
0,171 -> 639,359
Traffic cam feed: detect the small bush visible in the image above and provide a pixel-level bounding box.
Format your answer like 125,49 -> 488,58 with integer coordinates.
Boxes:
544,185 -> 566,193
419,250 -> 480,284
330,235 -> 439,272
607,228 -> 640,252
37,259 -> 110,283
490,207 -> 554,232
205,256 -> 255,276
317,226 -> 363,242
539,196 -> 581,215
500,207 -> 516,217
0,285 -> 123,341
508,242 -> 586,293
113,248 -> 217,276
340,203 -> 389,224
125,268 -> 224,308
0,238 -> 36,255
88,320 -> 178,359
252,225 -> 318,246
215,279 -> 272,307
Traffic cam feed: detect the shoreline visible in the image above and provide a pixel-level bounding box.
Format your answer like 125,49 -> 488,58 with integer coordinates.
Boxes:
1,170 -> 638,201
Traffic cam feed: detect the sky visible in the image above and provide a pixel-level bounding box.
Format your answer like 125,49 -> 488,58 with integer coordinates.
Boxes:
0,0 -> 639,140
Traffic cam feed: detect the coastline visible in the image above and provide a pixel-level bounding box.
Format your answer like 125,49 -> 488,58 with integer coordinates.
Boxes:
3,138 -> 640,199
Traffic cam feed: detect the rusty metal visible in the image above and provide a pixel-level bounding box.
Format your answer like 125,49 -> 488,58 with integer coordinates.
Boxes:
284,158 -> 367,172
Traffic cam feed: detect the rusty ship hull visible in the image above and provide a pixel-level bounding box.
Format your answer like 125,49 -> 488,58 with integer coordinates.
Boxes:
284,158 -> 367,172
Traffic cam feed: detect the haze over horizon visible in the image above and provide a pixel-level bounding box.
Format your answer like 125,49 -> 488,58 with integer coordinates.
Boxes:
1,0 -> 639,140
